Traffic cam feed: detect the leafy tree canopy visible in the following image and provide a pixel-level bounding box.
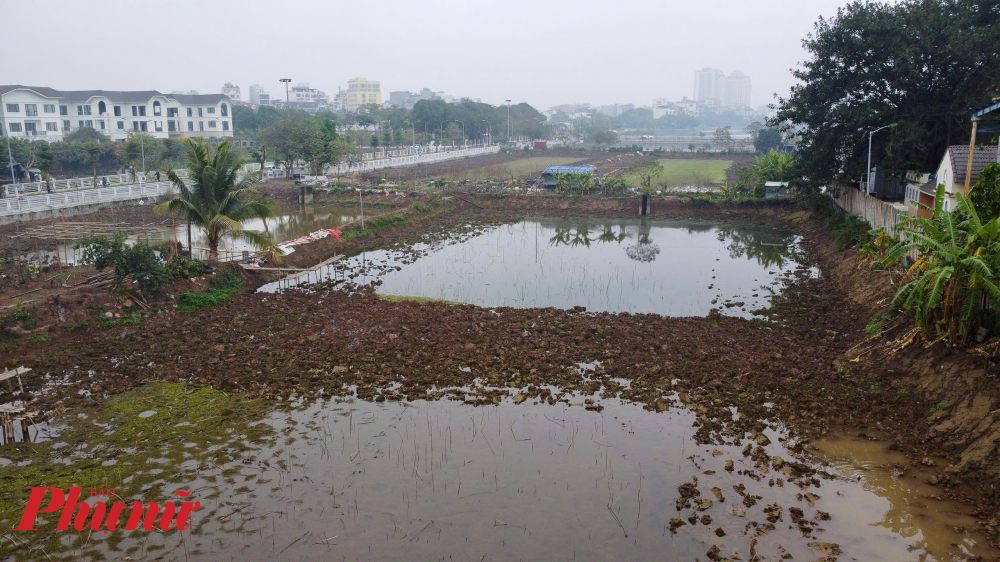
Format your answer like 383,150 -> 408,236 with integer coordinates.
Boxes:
772,0 -> 1000,183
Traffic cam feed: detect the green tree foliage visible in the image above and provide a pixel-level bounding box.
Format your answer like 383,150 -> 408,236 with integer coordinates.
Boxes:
727,149 -> 796,199
970,163 -> 1000,220
116,132 -> 164,174
883,185 -> 1000,346
773,0 -> 1000,182
713,127 -> 733,152
591,130 -> 619,148
0,138 -> 54,180
76,231 -> 170,296
410,99 -> 550,141
754,128 -> 783,153
63,128 -> 107,144
155,139 -> 277,264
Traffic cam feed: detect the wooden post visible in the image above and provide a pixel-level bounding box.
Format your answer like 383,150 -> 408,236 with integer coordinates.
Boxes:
964,117 -> 979,196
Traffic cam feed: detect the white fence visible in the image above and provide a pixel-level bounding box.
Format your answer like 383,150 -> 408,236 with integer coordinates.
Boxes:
831,185 -> 906,237
4,163 -> 260,198
1,182 -> 174,217
325,145 -> 500,176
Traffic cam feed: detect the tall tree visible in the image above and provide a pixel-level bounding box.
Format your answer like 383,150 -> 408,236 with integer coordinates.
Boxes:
773,0 -> 1000,182
155,139 -> 277,264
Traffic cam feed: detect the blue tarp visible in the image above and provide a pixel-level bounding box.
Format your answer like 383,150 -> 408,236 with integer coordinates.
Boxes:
542,166 -> 602,176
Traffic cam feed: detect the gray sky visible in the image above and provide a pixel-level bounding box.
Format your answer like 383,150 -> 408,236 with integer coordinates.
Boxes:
7,0 -> 852,110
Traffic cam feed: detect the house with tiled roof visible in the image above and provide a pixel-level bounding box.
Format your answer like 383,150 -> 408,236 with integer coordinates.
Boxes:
0,85 -> 234,143
905,145 -> 998,217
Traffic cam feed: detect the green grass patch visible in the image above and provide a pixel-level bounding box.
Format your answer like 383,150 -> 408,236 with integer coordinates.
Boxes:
624,158 -> 731,187
26,332 -> 52,345
0,382 -> 275,558
340,200 -> 448,243
448,156 -> 586,180
177,270 -> 244,312
379,294 -> 460,305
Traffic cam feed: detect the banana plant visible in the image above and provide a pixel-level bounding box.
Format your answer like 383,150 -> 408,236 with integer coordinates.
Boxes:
883,184 -> 1000,345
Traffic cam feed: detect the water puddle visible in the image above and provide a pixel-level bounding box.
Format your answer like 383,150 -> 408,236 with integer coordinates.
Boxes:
9,386 -> 994,561
810,433 -> 993,560
262,218 -> 819,317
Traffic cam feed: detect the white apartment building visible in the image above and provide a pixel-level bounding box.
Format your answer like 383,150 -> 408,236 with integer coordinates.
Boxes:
694,68 -> 725,103
0,85 -> 234,143
290,82 -> 329,106
249,84 -> 270,107
724,71 -> 752,108
221,82 -> 241,101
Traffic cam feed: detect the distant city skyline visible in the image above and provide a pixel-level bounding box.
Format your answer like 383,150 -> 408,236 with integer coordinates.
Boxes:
4,0 -> 854,110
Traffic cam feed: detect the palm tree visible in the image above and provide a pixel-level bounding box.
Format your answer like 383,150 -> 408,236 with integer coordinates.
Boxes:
156,139 -> 278,264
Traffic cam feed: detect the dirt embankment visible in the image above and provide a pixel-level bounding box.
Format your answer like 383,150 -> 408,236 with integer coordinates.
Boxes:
788,210 -> 1000,537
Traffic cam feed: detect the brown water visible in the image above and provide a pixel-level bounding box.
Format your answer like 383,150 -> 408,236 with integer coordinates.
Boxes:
810,433 -> 994,561
61,396 -> 995,561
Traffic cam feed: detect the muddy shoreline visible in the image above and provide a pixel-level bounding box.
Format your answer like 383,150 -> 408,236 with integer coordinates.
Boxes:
3,194 -> 1000,555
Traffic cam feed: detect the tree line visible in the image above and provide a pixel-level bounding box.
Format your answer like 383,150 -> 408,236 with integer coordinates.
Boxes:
1,128 -> 187,186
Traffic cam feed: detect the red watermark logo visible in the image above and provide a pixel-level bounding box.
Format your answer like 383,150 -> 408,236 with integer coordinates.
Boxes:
14,487 -> 201,533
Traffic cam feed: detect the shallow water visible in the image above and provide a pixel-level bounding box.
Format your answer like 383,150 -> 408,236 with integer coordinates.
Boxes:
41,205 -> 357,265
38,395 -> 995,561
264,218 -> 818,317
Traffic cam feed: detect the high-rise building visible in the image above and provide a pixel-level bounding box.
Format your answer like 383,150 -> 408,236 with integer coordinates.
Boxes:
221,83 -> 241,101
694,68 -> 725,103
724,71 -> 751,108
343,77 -> 382,112
248,84 -> 270,107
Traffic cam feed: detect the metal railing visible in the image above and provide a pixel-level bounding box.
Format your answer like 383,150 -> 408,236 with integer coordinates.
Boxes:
4,163 -> 259,198
1,181 -> 175,217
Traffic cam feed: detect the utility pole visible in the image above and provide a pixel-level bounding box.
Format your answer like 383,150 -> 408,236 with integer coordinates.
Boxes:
4,126 -> 16,185
505,99 -> 511,143
280,78 -> 292,104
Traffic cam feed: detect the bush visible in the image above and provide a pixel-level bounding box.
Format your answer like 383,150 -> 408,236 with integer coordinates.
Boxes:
76,232 -> 170,296
177,269 -> 244,312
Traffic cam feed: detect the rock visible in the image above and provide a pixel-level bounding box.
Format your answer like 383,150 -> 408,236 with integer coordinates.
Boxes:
678,481 -> 700,498
700,514 -> 712,525
815,510 -> 831,521
676,497 -> 691,511
104,311 -> 114,318
772,456 -> 785,470
921,457 -> 935,466
755,433 -> 771,446
929,475 -> 939,485
513,394 -> 527,404
725,460 -> 735,472
711,486 -> 725,502
694,498 -> 714,511
808,541 -> 842,556
212,344 -> 225,353
332,365 -> 348,374
764,503 -> 782,523
668,518 -> 685,533
706,545 -> 723,561
715,527 -> 726,537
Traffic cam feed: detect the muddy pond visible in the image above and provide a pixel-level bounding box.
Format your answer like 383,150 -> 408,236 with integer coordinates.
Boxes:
10,383 -> 994,561
264,218 -> 819,318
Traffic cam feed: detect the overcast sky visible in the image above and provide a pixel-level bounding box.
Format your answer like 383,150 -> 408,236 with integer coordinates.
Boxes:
7,0 -> 853,110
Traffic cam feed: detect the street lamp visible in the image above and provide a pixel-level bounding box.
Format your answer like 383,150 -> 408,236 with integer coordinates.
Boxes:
279,78 -> 292,103
3,125 -> 16,185
866,122 -> 897,193
505,99 -> 512,143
